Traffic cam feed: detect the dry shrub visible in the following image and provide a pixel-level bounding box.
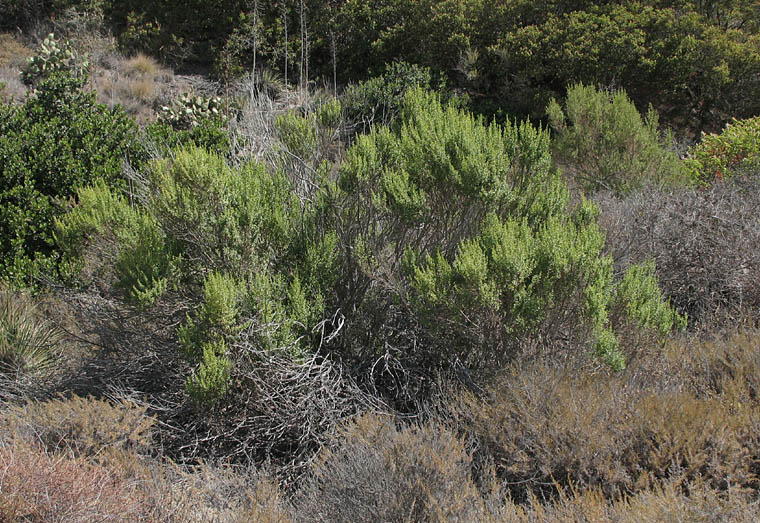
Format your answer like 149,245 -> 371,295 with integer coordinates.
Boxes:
0,439 -> 149,521
444,359 -> 760,504
493,480 -> 759,522
143,460 -> 291,522
664,329 -> 760,403
294,413 -> 486,522
597,178 -> 760,330
1,394 -> 155,462
173,342 -> 387,484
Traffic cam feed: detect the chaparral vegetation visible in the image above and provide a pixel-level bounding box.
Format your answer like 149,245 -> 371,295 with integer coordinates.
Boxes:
3,1 -> 760,520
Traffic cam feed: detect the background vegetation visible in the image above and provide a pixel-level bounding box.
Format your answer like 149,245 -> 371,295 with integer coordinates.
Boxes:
2,1 -> 760,520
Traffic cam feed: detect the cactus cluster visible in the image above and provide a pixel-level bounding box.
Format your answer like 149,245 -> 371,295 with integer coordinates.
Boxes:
158,93 -> 225,129
21,34 -> 90,88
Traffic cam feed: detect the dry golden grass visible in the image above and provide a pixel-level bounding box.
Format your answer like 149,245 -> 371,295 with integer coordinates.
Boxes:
122,52 -> 160,78
129,77 -> 156,101
90,51 -> 176,124
0,33 -> 32,69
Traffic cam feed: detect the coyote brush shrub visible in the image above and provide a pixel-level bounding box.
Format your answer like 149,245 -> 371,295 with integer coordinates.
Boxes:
547,83 -> 686,195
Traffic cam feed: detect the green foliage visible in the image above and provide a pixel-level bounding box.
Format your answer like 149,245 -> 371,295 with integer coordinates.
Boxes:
178,271 -> 240,357
21,34 -> 90,88
275,110 -> 318,159
55,181 -> 178,307
147,147 -> 297,277
185,340 -> 232,404
494,3 -> 760,124
613,261 -> 686,337
685,116 -> 760,183
145,119 -> 230,158
341,62 -> 434,132
316,98 -> 342,130
337,88 -> 677,370
547,83 -> 686,194
0,69 -> 138,285
0,288 -> 62,377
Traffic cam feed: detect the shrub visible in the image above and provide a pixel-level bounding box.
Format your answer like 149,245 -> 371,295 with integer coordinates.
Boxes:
341,61 -> 435,134
335,88 -> 680,372
492,3 -> 760,127
547,83 -> 686,195
21,33 -> 90,89
685,115 -> 760,183
295,414 -> 485,522
0,69 -> 138,284
1,395 -> 155,460
596,178 -> 760,329
146,118 -> 231,157
443,360 -> 759,504
0,440 -> 149,522
55,181 -> 179,307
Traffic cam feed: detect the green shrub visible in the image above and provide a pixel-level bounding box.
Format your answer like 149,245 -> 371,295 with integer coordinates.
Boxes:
55,181 -> 179,307
0,70 -> 138,285
492,4 -> 760,126
178,271 -> 240,358
336,88 -> 680,371
341,62 -> 434,133
145,119 -> 231,158
685,116 -> 760,183
147,146 -> 297,278
547,83 -> 686,195
185,340 -> 232,404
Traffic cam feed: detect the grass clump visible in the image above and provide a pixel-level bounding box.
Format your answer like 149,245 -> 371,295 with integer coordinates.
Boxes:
0,287 -> 62,379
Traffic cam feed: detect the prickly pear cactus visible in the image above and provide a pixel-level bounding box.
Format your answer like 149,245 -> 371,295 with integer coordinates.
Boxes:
158,93 -> 225,129
21,34 -> 90,87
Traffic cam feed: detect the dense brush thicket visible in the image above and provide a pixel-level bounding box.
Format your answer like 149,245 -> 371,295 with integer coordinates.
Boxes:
3,6 -> 760,521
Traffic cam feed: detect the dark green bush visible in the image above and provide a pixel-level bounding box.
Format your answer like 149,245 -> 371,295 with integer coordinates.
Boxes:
492,3 -> 760,126
341,61 -> 435,134
0,70 -> 138,285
